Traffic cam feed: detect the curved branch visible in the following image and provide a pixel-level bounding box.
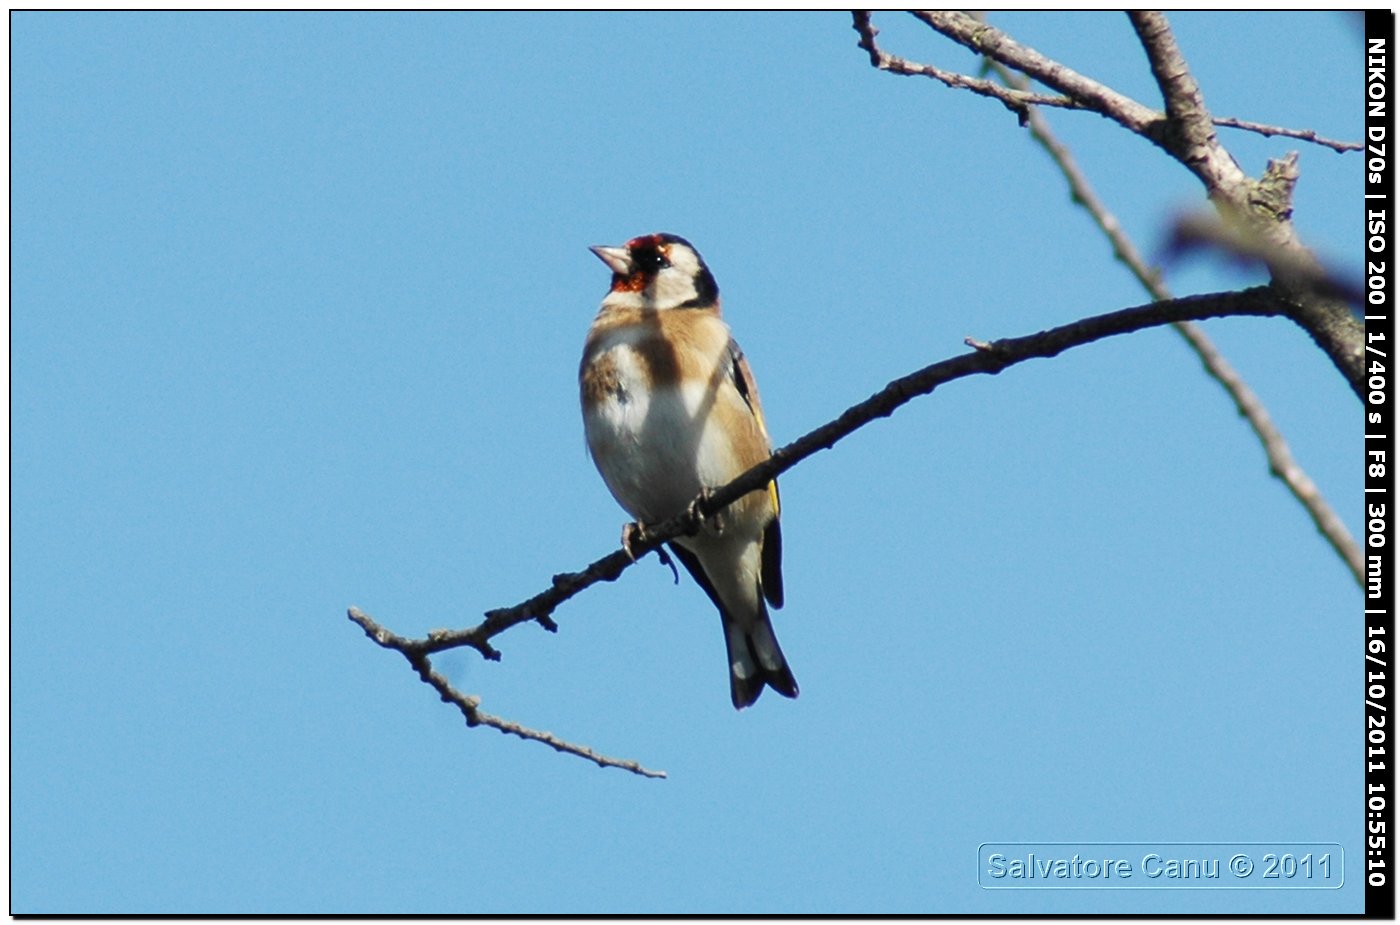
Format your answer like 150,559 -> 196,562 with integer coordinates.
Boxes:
350,288 -> 1300,776
359,287 -> 1292,658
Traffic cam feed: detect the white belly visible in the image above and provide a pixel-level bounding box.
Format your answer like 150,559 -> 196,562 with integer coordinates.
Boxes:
583,344 -> 738,525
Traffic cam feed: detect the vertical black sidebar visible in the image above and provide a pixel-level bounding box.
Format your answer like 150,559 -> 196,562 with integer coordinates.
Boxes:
1366,8 -> 1395,920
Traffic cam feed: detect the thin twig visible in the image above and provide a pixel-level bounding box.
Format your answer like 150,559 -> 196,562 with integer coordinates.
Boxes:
852,11 -> 1079,119
1211,115 -> 1361,153
1169,323 -> 1366,586
348,607 -> 667,779
981,54 -> 1365,586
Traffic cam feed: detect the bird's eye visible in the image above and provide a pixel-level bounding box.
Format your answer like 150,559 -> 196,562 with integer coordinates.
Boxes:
639,248 -> 670,270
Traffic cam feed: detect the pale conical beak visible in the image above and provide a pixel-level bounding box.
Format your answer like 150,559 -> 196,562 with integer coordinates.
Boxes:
590,244 -> 633,276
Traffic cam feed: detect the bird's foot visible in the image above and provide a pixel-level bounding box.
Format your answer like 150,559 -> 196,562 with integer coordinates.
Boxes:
620,521 -> 647,560
687,488 -> 726,535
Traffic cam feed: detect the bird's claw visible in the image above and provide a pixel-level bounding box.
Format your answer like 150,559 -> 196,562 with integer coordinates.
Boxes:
620,522 -> 646,560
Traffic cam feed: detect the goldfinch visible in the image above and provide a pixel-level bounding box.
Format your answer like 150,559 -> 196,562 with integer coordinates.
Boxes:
579,233 -> 797,709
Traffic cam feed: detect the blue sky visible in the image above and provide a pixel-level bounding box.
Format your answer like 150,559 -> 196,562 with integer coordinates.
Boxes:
12,11 -> 1364,914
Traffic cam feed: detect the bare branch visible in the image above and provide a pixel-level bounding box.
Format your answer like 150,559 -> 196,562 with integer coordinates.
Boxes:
1211,115 -> 1361,153
854,12 -> 1360,153
473,289 -> 1295,644
348,606 -> 667,779
981,55 -> 1365,586
1169,322 -> 1366,585
851,12 -> 1079,118
470,701 -> 666,779
1128,10 -> 1252,191
985,62 -> 1164,288
909,10 -> 1164,134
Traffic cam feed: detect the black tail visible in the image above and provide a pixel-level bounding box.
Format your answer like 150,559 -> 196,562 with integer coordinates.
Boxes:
729,619 -> 799,710
668,541 -> 798,710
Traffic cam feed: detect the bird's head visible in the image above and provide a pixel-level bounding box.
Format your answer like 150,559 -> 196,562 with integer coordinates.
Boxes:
591,233 -> 719,311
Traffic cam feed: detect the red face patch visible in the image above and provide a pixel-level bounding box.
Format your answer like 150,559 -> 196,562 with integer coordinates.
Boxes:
609,235 -> 671,292
610,273 -> 647,293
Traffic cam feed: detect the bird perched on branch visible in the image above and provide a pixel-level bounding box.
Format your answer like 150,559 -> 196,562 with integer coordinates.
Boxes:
579,233 -> 798,709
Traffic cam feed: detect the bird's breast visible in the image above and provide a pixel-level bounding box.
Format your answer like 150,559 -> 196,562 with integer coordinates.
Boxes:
580,319 -> 738,525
